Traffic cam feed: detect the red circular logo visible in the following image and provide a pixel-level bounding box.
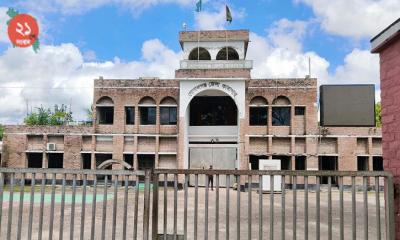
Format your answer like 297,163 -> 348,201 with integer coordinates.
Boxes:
7,14 -> 39,48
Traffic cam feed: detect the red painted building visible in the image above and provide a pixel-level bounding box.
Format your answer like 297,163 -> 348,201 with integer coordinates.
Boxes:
371,18 -> 400,238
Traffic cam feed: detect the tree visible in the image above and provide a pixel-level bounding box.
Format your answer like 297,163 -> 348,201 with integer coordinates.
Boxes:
24,104 -> 73,126
0,124 -> 4,141
375,102 -> 381,127
86,105 -> 94,122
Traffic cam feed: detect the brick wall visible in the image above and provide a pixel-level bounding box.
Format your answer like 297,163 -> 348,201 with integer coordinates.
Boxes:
377,35 -> 400,238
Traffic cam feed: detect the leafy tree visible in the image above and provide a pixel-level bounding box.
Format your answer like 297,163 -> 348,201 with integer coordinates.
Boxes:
375,102 -> 381,127
0,124 -> 4,141
86,104 -> 94,122
24,104 -> 73,126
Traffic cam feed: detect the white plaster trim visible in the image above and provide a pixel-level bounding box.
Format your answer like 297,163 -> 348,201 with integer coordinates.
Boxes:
95,87 -> 179,89
188,144 -> 238,148
248,86 -> 316,89
94,151 -> 113,154
25,150 -> 43,153
371,19 -> 400,51
45,151 -> 64,154
158,152 -> 177,155
177,78 -> 247,81
245,134 -> 382,138
137,152 -> 156,155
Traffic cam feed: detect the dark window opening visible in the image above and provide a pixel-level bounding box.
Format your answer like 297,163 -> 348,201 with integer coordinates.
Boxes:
295,156 -> 306,170
160,107 -> 177,125
295,107 -> 305,116
140,107 -> 156,125
373,156 -> 384,171
97,107 -> 114,125
357,156 -> 369,171
188,47 -> 211,60
138,155 -> 155,181
124,154 -> 134,170
125,107 -> 135,125
273,155 -> 291,170
48,153 -> 63,169
27,153 -> 43,168
249,155 -> 269,170
250,107 -> 267,126
95,154 -> 113,180
190,96 -> 237,126
272,107 -> 291,126
318,156 -> 338,184
82,153 -> 92,169
216,47 -> 239,60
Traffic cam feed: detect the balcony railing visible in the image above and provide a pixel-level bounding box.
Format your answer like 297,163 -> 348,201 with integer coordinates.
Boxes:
180,60 -> 253,70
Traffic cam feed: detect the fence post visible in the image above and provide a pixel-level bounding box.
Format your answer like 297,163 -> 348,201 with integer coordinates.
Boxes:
385,174 -> 395,240
143,170 -> 151,240
152,172 -> 159,240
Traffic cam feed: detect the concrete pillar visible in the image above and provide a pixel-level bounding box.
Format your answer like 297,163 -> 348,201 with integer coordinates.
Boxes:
43,134 -> 48,168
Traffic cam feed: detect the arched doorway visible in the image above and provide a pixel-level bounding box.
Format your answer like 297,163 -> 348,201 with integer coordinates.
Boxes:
186,89 -> 239,185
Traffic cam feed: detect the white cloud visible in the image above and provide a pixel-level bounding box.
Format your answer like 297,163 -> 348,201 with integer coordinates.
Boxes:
248,19 -> 379,97
328,48 -> 379,85
194,4 -> 245,30
15,0 -> 195,15
0,16 -> 381,124
0,39 -> 181,124
267,18 -> 308,53
249,32 -> 330,80
296,0 -> 400,38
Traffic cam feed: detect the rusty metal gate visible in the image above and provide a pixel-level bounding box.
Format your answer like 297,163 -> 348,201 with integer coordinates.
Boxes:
0,168 -> 395,240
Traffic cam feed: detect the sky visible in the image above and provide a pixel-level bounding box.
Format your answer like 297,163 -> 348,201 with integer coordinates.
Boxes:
0,0 -> 399,124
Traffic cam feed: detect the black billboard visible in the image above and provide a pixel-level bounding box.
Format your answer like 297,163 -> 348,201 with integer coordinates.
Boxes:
320,85 -> 376,127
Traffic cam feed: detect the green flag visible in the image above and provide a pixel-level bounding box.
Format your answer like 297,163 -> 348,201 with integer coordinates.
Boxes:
196,0 -> 202,12
226,5 -> 232,23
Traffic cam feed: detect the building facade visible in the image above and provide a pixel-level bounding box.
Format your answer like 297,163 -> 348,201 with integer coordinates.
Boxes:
2,30 -> 383,184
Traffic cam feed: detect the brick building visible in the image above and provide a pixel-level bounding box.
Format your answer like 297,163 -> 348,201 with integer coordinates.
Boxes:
2,30 -> 382,185
371,18 -> 400,237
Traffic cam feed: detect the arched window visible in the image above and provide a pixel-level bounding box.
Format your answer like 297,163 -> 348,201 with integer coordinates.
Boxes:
139,96 -> 156,106
216,47 -> 239,60
272,96 -> 291,126
96,96 -> 114,106
249,96 -> 268,126
96,96 -> 114,125
272,96 -> 291,105
139,97 -> 156,125
160,97 -> 178,125
250,96 -> 268,106
160,97 -> 178,106
188,47 -> 211,60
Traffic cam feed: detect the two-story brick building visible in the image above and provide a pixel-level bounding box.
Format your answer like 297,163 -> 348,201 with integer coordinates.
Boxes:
2,30 -> 383,185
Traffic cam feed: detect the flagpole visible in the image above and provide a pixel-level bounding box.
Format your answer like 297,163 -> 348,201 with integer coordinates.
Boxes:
198,30 -> 200,61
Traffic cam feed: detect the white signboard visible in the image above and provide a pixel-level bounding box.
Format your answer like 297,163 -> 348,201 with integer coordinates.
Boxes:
259,159 -> 282,192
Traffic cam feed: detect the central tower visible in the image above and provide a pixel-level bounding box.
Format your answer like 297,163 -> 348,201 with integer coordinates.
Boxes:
177,30 -> 250,180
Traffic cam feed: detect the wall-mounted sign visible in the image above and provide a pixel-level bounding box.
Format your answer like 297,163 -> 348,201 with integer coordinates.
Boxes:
188,81 -> 238,98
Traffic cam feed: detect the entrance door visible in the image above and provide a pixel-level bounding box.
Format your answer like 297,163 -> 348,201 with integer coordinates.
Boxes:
189,147 -> 237,186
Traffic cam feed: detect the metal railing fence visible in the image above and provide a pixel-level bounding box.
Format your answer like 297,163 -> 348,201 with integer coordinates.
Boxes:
0,168 -> 395,240
0,168 -> 147,240
151,169 -> 395,240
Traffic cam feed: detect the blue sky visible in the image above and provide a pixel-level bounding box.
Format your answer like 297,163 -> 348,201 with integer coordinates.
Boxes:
0,0 -> 398,123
